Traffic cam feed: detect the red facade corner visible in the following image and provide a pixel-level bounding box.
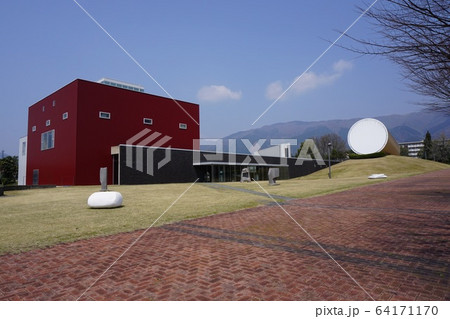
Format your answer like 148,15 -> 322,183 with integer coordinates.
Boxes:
26,79 -> 200,185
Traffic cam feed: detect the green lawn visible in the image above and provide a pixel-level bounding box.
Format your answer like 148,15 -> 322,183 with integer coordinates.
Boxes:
0,184 -> 267,255
0,156 -> 448,255
304,155 -> 449,179
228,155 -> 450,198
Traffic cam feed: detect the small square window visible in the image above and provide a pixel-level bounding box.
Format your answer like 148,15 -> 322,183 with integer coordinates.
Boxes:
143,118 -> 153,125
46,120 -> 51,127
32,125 -> 36,132
62,112 -> 68,120
99,111 -> 111,119
179,123 -> 187,130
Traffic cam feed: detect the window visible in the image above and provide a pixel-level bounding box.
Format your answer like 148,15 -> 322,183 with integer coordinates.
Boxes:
99,111 -> 111,119
46,120 -> 51,126
41,129 -> 55,151
42,106 -> 45,112
32,125 -> 36,132
62,112 -> 68,120
179,123 -> 187,130
32,169 -> 39,185
22,141 -> 26,156
52,100 -> 56,107
143,118 -> 153,125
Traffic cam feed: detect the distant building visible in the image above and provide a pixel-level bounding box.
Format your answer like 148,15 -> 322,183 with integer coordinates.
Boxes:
398,140 -> 424,157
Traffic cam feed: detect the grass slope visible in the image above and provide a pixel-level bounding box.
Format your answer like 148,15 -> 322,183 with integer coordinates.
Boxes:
0,156 -> 448,255
227,156 -> 449,199
303,155 -> 449,180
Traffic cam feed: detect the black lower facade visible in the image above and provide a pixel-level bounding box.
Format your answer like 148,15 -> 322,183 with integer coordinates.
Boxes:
115,145 -> 333,185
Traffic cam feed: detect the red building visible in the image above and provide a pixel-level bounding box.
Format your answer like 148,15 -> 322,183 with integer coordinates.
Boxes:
26,78 -> 199,185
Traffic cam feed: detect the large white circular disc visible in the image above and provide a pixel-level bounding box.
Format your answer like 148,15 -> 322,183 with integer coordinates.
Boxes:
347,118 -> 388,155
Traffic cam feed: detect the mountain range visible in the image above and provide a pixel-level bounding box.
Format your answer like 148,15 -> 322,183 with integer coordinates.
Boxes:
207,111 -> 450,154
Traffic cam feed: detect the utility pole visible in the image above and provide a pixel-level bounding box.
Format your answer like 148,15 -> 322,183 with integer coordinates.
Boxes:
327,143 -> 332,179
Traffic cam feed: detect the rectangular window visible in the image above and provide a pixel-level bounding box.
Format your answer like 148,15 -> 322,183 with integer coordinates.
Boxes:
52,100 -> 56,107
32,125 -> 36,132
179,123 -> 187,130
42,106 -> 45,112
62,112 -> 68,120
41,129 -> 55,151
46,119 -> 51,126
99,111 -> 111,119
22,141 -> 26,156
143,118 -> 153,125
32,169 -> 39,185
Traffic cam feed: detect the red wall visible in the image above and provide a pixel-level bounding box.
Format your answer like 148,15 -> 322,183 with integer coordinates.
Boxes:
26,79 -> 199,185
26,81 -> 78,185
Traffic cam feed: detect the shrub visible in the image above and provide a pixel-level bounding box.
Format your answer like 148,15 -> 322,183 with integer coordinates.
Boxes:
348,152 -> 387,159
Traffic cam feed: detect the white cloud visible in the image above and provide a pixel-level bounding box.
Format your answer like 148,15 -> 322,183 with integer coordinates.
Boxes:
265,59 -> 353,100
197,85 -> 242,102
333,59 -> 353,73
292,72 -> 340,94
265,81 -> 283,100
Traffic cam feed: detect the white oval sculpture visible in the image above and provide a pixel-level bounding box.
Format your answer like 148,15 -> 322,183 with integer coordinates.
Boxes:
88,191 -> 123,208
347,118 -> 400,155
368,173 -> 387,179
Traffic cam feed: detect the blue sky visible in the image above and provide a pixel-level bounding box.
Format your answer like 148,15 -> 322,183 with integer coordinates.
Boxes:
0,0 -> 424,156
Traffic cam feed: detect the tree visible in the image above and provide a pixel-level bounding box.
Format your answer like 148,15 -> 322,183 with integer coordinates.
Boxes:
295,141 -> 315,159
400,145 -> 409,156
0,156 -> 18,185
347,0 -> 450,113
431,133 -> 450,163
313,133 -> 347,160
422,131 -> 433,160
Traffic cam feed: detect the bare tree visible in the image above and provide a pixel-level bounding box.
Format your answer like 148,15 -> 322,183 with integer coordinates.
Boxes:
347,0 -> 450,113
313,133 -> 347,160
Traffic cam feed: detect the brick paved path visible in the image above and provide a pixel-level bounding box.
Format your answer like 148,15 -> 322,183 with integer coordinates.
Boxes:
1,170 -> 449,300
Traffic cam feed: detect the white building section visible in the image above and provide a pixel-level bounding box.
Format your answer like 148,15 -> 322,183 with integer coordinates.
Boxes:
398,140 -> 424,157
97,78 -> 144,93
18,136 -> 27,185
347,118 -> 400,155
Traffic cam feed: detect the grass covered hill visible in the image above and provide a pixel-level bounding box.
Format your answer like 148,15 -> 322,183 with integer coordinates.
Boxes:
0,155 -> 448,255
302,155 -> 449,180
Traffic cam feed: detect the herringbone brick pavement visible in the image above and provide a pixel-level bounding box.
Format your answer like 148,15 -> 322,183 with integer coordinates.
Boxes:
1,169 -> 449,300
